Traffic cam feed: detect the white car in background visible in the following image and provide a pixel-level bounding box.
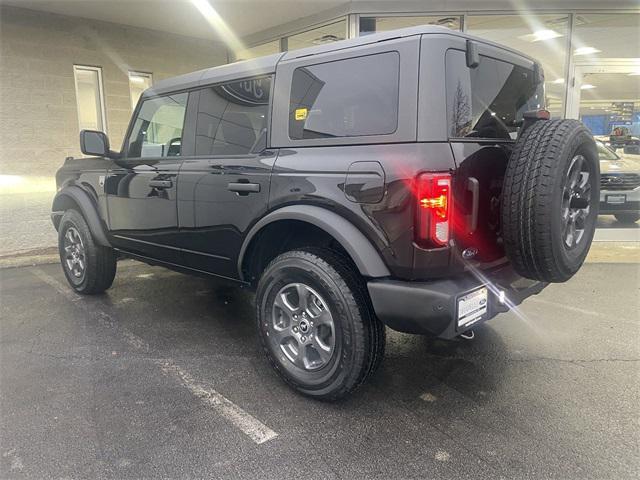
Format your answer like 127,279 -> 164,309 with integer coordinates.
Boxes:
597,140 -> 640,224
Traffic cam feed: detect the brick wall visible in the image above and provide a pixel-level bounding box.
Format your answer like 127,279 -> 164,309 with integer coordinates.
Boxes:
0,5 -> 227,177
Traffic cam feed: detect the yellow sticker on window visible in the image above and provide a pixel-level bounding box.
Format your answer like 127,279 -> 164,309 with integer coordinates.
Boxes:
295,108 -> 308,120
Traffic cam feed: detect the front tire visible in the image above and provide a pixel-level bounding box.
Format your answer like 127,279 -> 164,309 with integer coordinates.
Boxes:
58,209 -> 117,294
256,248 -> 385,401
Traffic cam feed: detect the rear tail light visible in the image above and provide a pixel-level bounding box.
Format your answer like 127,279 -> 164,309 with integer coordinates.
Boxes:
415,173 -> 452,247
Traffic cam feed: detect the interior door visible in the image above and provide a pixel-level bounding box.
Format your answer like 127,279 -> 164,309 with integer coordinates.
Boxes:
107,92 -> 190,263
177,77 -> 276,279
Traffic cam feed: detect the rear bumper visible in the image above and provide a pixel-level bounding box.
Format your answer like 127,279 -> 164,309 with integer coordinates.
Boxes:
367,265 -> 547,339
599,189 -> 640,214
598,201 -> 640,215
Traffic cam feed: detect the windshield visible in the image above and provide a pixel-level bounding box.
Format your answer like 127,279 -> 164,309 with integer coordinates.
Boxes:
596,141 -> 620,161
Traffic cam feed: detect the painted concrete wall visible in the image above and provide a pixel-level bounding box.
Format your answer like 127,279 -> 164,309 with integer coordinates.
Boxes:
0,6 -> 226,255
0,6 -> 226,178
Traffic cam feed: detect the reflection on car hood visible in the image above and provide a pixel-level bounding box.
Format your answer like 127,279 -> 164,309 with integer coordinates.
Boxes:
600,153 -> 640,174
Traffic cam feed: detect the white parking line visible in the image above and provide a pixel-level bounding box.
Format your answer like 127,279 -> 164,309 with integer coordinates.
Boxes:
527,297 -> 601,317
32,267 -> 81,302
157,359 -> 278,444
30,267 -> 278,445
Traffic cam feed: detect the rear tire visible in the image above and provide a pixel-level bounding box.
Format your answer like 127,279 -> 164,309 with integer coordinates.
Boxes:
614,213 -> 640,224
256,248 -> 385,401
501,119 -> 599,282
58,209 -> 117,294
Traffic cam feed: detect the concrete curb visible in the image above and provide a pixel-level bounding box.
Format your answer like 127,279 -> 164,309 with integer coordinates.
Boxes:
0,247 -> 59,269
585,242 -> 640,264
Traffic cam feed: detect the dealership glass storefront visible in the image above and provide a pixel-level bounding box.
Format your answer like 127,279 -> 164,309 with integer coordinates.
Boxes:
238,12 -> 639,131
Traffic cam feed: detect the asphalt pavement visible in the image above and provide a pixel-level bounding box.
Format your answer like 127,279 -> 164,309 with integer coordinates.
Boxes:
1,259 -> 639,479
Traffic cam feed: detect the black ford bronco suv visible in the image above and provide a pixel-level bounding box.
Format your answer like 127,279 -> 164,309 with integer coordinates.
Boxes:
52,26 -> 599,400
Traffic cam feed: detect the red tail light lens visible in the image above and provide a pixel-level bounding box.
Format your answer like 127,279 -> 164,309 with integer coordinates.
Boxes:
415,173 -> 451,247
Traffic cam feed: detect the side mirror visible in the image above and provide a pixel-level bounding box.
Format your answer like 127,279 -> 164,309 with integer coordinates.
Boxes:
80,130 -> 111,157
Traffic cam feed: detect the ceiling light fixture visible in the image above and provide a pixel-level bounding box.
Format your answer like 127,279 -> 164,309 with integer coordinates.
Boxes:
574,46 -> 601,56
580,84 -> 596,90
431,17 -> 459,28
312,34 -> 343,45
525,29 -> 563,42
551,78 -> 565,84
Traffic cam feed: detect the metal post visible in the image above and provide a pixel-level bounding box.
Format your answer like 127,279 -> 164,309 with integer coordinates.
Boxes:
562,13 -> 575,119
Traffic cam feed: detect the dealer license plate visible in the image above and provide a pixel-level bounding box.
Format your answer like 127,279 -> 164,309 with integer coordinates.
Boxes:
606,194 -> 626,205
457,287 -> 488,327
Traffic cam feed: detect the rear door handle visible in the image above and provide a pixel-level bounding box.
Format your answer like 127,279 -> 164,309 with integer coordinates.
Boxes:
227,182 -> 260,194
467,177 -> 479,233
149,179 -> 172,189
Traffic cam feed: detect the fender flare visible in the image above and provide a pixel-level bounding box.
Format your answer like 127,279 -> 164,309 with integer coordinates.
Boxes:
238,205 -> 391,279
52,185 -> 111,247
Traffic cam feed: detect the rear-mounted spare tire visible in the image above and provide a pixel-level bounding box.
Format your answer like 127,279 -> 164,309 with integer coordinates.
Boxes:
501,119 -> 599,283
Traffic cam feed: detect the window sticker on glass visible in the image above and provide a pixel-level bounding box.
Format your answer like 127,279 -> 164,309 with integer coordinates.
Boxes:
288,52 -> 399,140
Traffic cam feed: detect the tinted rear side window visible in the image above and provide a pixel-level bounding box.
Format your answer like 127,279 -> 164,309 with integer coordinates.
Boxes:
196,76 -> 271,156
289,52 -> 400,140
446,49 -> 543,140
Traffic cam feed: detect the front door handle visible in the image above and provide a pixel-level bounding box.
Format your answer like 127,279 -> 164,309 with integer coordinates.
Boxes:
227,182 -> 260,194
149,179 -> 172,189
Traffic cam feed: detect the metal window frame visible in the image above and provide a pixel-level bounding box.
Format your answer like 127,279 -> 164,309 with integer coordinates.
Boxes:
242,9 -> 639,120
72,64 -> 107,134
238,16 -> 349,55
283,17 -> 350,51
566,61 -> 640,119
128,70 -> 153,110
355,11 -> 466,34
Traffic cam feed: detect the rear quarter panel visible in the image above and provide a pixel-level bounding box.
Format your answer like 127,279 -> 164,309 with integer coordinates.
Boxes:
269,143 -> 455,278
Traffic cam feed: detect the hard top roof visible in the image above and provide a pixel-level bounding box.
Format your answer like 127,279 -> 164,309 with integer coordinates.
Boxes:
144,25 -> 536,98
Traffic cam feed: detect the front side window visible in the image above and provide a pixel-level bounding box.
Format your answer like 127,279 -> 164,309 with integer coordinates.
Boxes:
195,76 -> 271,156
289,52 -> 400,140
126,93 -> 188,158
446,50 -> 544,140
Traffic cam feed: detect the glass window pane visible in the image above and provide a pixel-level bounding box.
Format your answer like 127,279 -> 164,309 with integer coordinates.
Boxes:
466,15 -> 569,119
196,77 -> 271,156
129,72 -> 153,110
235,40 -> 280,61
74,66 -> 104,132
360,15 -> 461,35
572,14 -> 639,59
126,93 -> 188,158
289,52 -> 399,140
446,50 -> 544,139
578,74 -> 640,138
286,19 -> 346,52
